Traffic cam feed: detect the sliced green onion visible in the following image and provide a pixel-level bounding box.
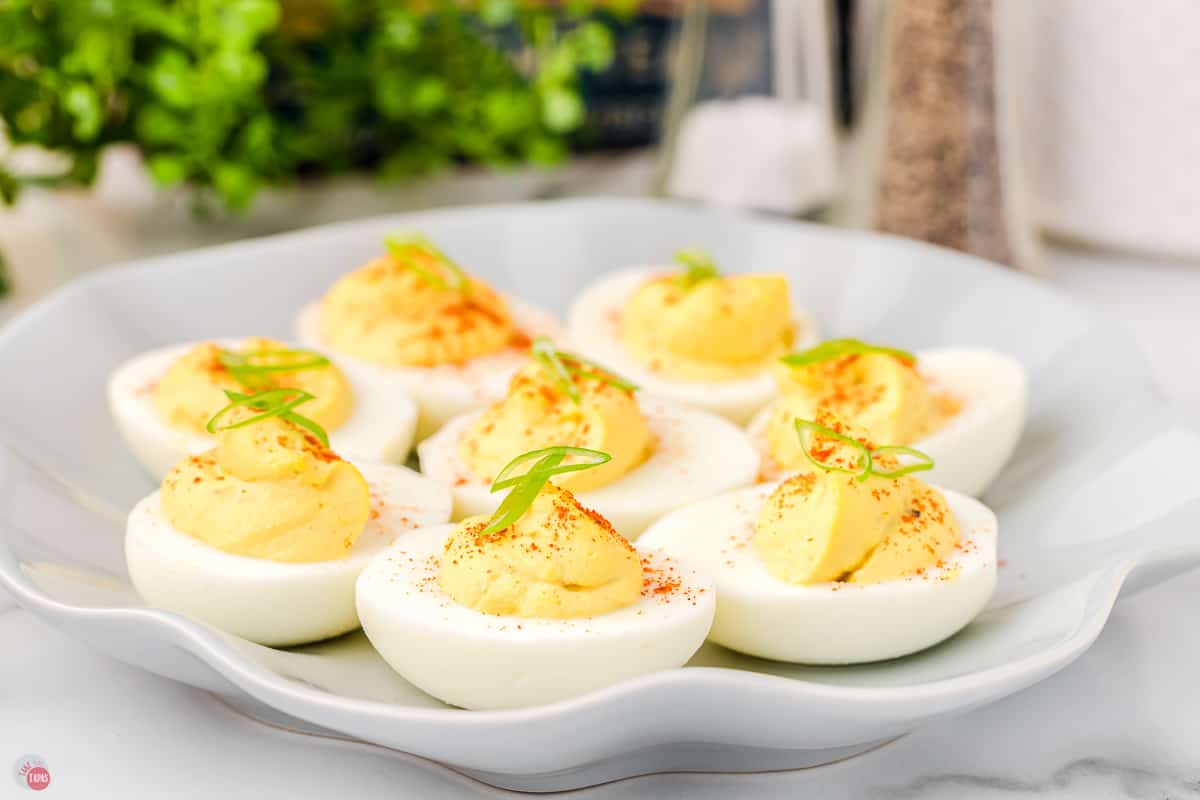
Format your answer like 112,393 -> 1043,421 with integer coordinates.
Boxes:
383,232 -> 469,292
490,445 -> 613,491
794,418 -> 873,482
280,408 -> 332,448
673,247 -> 721,289
529,336 -> 639,403
531,336 -> 580,402
791,418 -> 936,482
206,388 -> 307,432
565,364 -> 639,394
781,338 -> 915,369
868,445 -> 936,478
482,465 -> 551,537
206,388 -> 330,447
219,347 -> 330,390
480,446 -> 612,536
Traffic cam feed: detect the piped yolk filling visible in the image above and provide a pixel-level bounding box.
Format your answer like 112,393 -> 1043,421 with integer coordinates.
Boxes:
620,273 -> 795,381
458,361 -> 653,493
319,251 -> 517,367
154,337 -> 353,435
160,413 -> 369,563
754,413 -> 959,585
765,353 -> 959,472
439,483 -> 642,618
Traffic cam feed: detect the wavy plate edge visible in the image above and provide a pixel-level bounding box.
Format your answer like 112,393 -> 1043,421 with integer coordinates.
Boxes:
1,538 -> 1183,778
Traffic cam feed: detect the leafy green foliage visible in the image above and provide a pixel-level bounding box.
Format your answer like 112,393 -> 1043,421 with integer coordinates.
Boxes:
0,0 -> 616,212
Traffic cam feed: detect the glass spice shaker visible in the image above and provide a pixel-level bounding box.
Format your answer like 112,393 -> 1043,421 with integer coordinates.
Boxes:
868,0 -> 1044,273
654,0 -> 841,219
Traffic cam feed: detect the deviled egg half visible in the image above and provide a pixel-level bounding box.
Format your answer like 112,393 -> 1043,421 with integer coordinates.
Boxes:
126,390 -> 452,646
356,447 -> 715,710
640,411 -> 997,664
109,337 -> 419,479
566,249 -> 818,424
296,234 -> 561,439
748,339 -> 1027,496
418,337 -> 760,538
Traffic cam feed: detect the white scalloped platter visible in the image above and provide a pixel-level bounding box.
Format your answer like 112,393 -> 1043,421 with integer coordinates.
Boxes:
2,198 -> 1199,791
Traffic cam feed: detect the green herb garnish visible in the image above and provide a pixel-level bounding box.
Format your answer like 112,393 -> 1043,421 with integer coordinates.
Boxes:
781,338 -> 915,369
673,248 -> 721,289
530,336 -> 638,404
794,418 -> 873,482
868,446 -> 937,479
383,233 -> 469,292
480,446 -> 612,536
0,5 -> 616,224
218,347 -> 330,390
794,418 -> 934,482
206,388 -> 330,447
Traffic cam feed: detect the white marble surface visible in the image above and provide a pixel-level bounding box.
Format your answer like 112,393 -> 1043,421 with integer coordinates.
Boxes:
2,240 -> 1199,798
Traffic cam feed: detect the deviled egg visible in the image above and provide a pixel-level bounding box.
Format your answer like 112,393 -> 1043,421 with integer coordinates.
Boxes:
748,340 -> 1027,495
296,234 -> 561,439
356,447 -> 715,709
566,249 -> 817,424
418,338 -> 760,538
640,411 -> 997,664
109,337 -> 418,478
126,390 -> 452,646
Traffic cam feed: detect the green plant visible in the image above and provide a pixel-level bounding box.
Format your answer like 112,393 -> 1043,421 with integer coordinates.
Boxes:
0,0 -> 620,214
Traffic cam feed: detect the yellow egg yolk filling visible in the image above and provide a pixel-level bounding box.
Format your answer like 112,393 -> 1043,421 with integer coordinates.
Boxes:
154,338 -> 353,435
765,352 -> 958,472
620,273 -> 795,381
458,361 -> 653,493
318,250 -> 516,367
160,413 -> 370,563
439,483 -> 642,618
753,413 -> 959,585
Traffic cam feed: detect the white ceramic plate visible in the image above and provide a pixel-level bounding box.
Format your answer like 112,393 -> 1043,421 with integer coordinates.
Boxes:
1,198 -> 1198,791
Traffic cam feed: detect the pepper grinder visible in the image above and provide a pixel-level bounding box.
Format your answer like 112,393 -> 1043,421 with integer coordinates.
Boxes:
869,0 -> 1043,273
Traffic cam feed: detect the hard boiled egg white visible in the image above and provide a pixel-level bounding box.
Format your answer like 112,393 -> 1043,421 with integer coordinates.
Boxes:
417,399 -> 761,538
355,524 -> 715,710
638,481 -> 997,664
296,296 -> 562,440
749,347 -> 1028,496
126,463 -> 452,646
566,267 -> 819,425
108,341 -> 419,479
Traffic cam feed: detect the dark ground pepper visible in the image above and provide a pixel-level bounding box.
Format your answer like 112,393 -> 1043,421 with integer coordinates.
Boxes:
874,0 -> 1014,267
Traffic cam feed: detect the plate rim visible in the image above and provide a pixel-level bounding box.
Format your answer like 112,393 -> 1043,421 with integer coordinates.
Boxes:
0,545 -> 1138,720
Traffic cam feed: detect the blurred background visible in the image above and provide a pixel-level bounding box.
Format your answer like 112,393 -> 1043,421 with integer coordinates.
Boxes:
1,0 -> 1198,307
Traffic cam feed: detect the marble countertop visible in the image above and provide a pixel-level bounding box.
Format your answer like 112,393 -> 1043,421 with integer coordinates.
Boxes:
2,242 -> 1199,799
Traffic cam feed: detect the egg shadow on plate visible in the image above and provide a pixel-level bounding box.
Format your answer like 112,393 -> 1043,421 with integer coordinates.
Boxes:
221,628 -> 453,709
